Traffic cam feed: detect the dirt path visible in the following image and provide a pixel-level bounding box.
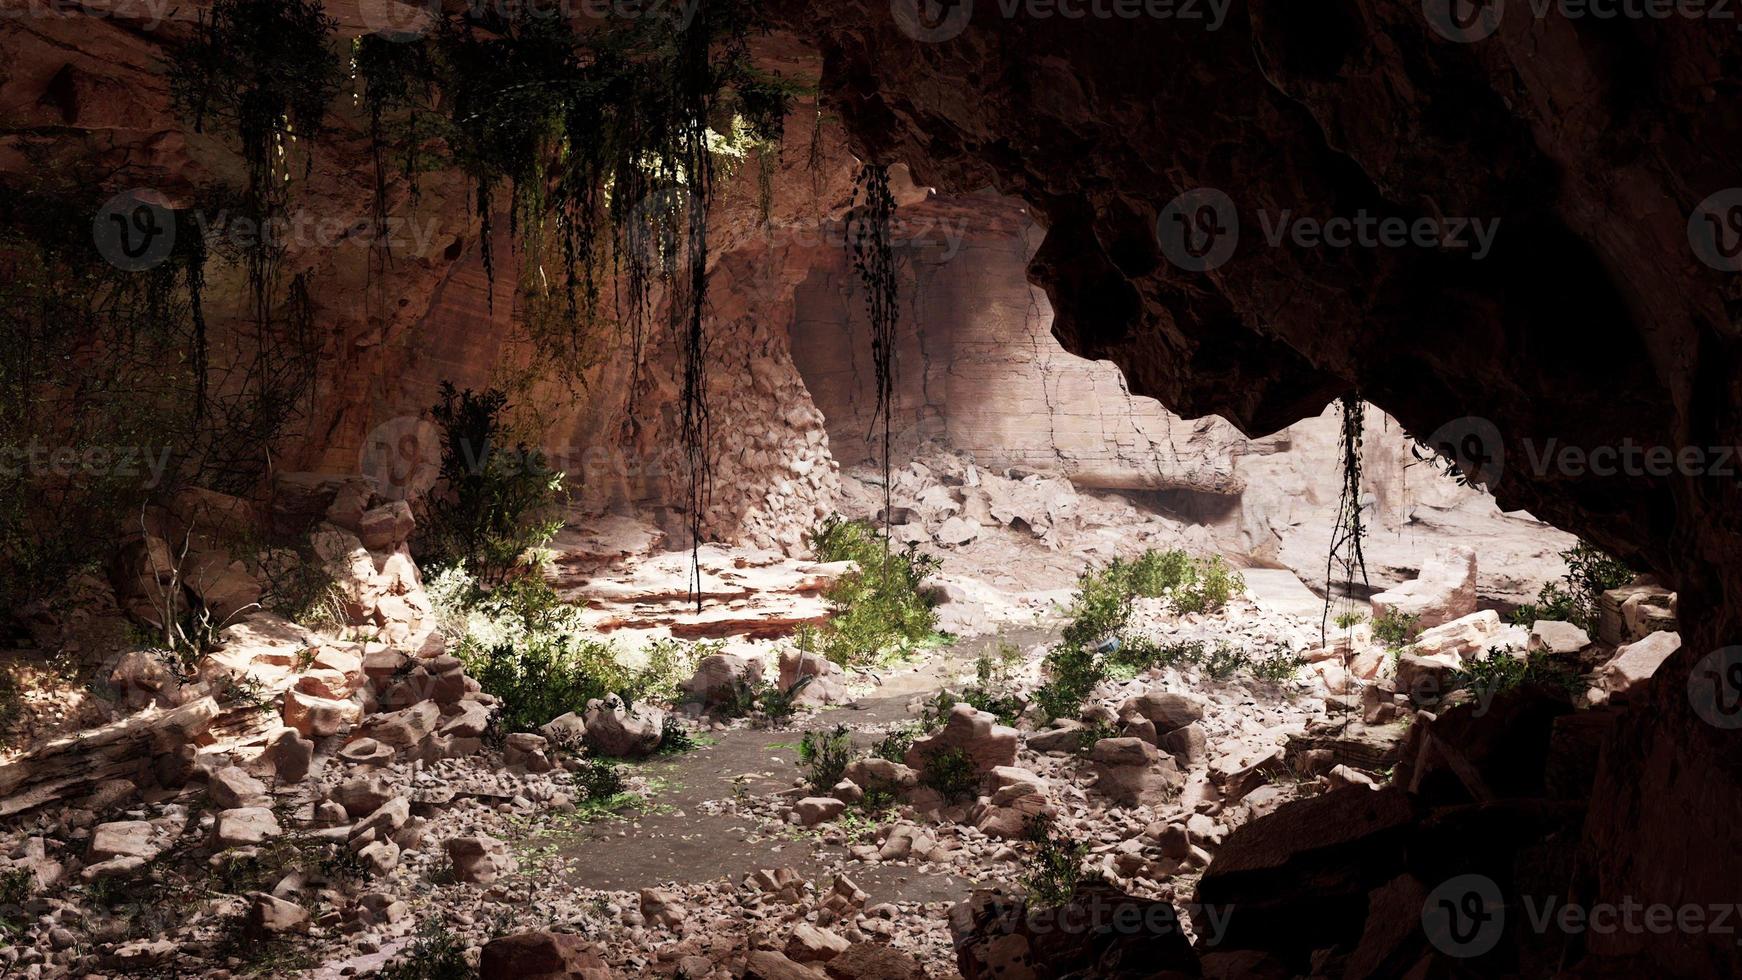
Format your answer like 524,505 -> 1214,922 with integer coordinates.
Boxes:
554,627 -> 1055,906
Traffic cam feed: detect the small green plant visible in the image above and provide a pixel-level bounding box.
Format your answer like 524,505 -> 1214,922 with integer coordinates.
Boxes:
1448,646 -> 1580,702
0,867 -> 33,940
959,640 -> 1026,725
1020,813 -> 1088,908
802,515 -> 943,668
573,759 -> 626,800
873,722 -> 921,763
1172,555 -> 1245,614
378,919 -> 472,980
420,382 -> 567,584
797,724 -> 854,792
656,715 -> 697,755
1124,548 -> 1196,598
1333,609 -> 1368,630
1372,609 -> 1423,653
1509,540 -> 1633,632
917,746 -> 978,801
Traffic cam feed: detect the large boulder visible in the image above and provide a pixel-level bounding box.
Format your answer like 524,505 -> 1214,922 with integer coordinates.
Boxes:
1089,737 -> 1182,807
950,881 -> 1199,979
681,653 -> 763,708
778,648 -> 847,705
904,704 -> 1017,777
1597,630 -> 1683,699
447,835 -> 516,884
583,695 -> 664,758
1119,691 -> 1206,733
1368,548 -> 1477,631
1596,581 -> 1678,646
480,931 -> 613,980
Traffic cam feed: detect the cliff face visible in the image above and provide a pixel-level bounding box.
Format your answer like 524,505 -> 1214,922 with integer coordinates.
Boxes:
777,3 -> 1742,972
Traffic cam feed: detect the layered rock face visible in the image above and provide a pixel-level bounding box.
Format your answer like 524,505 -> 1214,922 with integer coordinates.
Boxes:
791,191 -> 1570,604
778,4 -> 1742,973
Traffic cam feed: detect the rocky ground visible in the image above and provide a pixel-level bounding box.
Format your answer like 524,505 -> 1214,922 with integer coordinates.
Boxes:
0,458 -> 1684,979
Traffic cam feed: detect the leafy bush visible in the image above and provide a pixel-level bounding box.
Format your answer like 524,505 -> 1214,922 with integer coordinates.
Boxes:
1333,609 -> 1368,630
420,382 -> 566,584
1449,646 -> 1580,702
959,641 -> 1026,726
656,715 -> 697,755
378,920 -> 472,980
1509,540 -> 1633,631
1372,609 -> 1423,653
1021,814 -> 1088,908
801,516 -> 943,668
572,758 -> 626,800
431,567 -> 700,732
1124,548 -> 1196,598
874,722 -> 921,763
1172,555 -> 1245,614
798,724 -> 854,792
917,746 -> 978,801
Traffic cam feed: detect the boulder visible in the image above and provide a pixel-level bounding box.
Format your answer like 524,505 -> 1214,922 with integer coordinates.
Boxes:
283,689 -> 361,738
208,766 -> 270,809
779,648 -> 847,705
504,732 -> 554,772
246,893 -> 311,936
904,704 -> 1017,776
1410,609 -> 1504,660
822,943 -> 926,979
1597,630 -> 1682,699
1597,581 -> 1678,646
1119,691 -> 1205,732
1527,620 -> 1590,657
746,950 -> 827,979
787,923 -> 850,963
583,695 -> 664,758
793,797 -> 847,826
1088,737 -> 1181,806
480,931 -> 613,980
681,653 -> 764,707
1026,720 -> 1090,754
447,835 -> 516,884
211,807 -> 281,848
639,886 -> 688,929
1368,547 -> 1477,630
951,881 -> 1198,979
357,501 -> 416,551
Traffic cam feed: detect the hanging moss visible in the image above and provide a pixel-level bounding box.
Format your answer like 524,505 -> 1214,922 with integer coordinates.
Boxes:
168,0 -> 341,322
844,163 -> 900,540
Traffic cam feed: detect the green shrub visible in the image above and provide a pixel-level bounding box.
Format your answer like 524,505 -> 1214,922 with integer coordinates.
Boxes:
917,746 -> 978,801
572,759 -> 625,800
1509,540 -> 1633,632
656,715 -> 697,755
801,516 -> 942,668
1172,555 -> 1245,614
873,722 -> 921,763
1333,609 -> 1368,630
378,920 -> 472,980
432,568 -> 702,732
798,724 -> 854,792
1372,609 -> 1423,652
1124,548 -> 1197,598
1449,646 -> 1580,702
959,640 -> 1026,726
1021,813 -> 1088,908
420,382 -> 566,584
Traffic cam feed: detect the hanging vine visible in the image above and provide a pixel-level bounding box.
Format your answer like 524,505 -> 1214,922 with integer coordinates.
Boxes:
1322,393 -> 1371,645
168,0 -> 341,325
844,163 -> 900,541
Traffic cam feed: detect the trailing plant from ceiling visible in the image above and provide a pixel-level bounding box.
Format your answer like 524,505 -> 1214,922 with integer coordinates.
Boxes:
844,163 -> 900,539
1322,393 -> 1371,645
167,0 -> 341,324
